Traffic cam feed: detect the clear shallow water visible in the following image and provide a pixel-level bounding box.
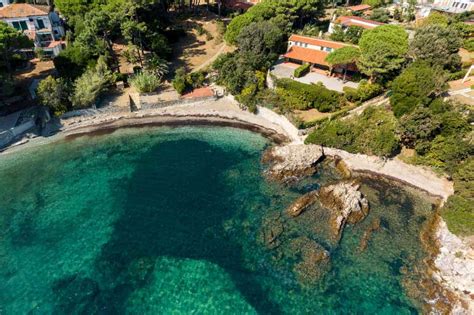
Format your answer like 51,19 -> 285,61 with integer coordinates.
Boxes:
0,126 -> 434,314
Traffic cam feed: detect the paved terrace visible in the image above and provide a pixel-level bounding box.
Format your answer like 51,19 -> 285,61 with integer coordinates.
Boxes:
271,62 -> 359,93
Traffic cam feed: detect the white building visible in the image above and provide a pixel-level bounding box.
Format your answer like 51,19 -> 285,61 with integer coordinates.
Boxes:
431,0 -> 473,13
0,0 -> 10,8
0,4 -> 65,57
328,16 -> 385,34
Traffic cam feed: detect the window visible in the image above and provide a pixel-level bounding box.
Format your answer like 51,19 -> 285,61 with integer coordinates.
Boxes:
37,19 -> 45,29
20,21 -> 28,30
13,21 -> 28,31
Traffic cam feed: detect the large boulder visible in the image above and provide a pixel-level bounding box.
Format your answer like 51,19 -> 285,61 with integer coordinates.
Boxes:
319,181 -> 369,241
263,144 -> 324,182
286,191 -> 318,217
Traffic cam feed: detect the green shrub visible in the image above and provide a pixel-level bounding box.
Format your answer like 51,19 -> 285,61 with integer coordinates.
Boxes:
442,158 -> 474,236
464,38 -> 474,52
276,79 -> 342,112
37,75 -> 69,116
447,69 -> 467,81
343,87 -> 360,102
390,61 -> 446,117
173,68 -> 207,95
417,135 -> 472,175
71,56 -> 112,109
343,81 -> 383,103
130,71 -> 161,93
305,107 -> 400,157
294,64 -> 310,78
357,81 -> 383,101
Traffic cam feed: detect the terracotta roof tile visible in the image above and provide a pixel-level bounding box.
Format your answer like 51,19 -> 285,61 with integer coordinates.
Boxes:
288,34 -> 349,49
284,46 -> 330,67
0,4 -> 49,19
347,4 -> 371,11
336,16 -> 384,29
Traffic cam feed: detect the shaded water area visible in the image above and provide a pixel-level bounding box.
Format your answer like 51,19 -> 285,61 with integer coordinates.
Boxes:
0,126 -> 436,314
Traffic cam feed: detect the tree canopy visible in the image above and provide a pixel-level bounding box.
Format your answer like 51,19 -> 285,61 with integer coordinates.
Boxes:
390,61 -> 446,117
325,46 -> 360,66
224,0 -> 324,44
409,24 -> 462,71
236,21 -> 285,70
357,25 -> 408,82
0,21 -> 33,74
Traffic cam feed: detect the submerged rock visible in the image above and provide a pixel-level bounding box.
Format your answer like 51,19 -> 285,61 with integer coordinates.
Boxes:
359,218 -> 381,252
287,236 -> 331,286
259,212 -> 285,250
263,144 -> 324,182
286,191 -> 318,217
319,181 -> 369,240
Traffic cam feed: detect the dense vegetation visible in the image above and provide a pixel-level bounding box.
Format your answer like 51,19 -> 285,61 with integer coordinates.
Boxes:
276,79 -> 342,112
306,107 -> 400,157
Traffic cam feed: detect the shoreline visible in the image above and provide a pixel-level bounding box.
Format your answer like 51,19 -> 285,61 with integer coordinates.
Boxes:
1,98 -> 471,313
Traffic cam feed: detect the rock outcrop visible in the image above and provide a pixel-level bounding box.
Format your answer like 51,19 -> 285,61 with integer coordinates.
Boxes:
263,144 -> 324,181
434,220 -> 474,313
286,191 -> 318,217
319,181 -> 369,240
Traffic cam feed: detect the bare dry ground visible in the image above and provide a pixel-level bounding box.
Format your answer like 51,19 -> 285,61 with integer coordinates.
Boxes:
171,13 -> 232,72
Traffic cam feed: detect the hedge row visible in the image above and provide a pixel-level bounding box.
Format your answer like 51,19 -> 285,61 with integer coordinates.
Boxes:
294,63 -> 310,78
276,79 -> 342,112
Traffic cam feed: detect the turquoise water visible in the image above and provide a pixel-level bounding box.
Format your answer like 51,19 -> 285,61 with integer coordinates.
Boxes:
0,126 -> 434,314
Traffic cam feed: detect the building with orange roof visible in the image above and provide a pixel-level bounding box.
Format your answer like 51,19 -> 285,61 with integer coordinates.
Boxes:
347,4 -> 372,13
328,15 -> 384,34
0,3 -> 65,57
283,34 -> 358,75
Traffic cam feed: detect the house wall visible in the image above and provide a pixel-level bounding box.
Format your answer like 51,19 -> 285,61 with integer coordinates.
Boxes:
1,12 -> 64,56
432,0 -> 473,12
288,40 -> 335,53
0,0 -> 10,8
3,15 -> 48,31
328,19 -> 378,34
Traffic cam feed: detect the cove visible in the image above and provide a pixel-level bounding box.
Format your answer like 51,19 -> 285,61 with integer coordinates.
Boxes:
0,126 -> 435,314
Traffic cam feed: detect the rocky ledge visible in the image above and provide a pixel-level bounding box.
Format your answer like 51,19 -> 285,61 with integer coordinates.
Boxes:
434,220 -> 474,313
319,181 -> 370,241
263,144 -> 324,181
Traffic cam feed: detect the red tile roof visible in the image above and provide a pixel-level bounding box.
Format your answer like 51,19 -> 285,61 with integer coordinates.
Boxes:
0,4 -> 49,18
46,40 -> 64,48
182,87 -> 214,99
347,4 -> 371,11
336,16 -> 384,29
288,34 -> 349,49
284,46 -> 330,67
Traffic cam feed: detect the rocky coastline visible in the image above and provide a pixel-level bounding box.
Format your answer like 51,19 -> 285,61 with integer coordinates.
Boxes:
265,142 -> 472,313
1,99 -> 471,313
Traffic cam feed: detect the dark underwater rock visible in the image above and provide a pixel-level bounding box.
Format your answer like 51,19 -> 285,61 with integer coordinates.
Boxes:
287,236 -> 330,286
286,191 -> 318,217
